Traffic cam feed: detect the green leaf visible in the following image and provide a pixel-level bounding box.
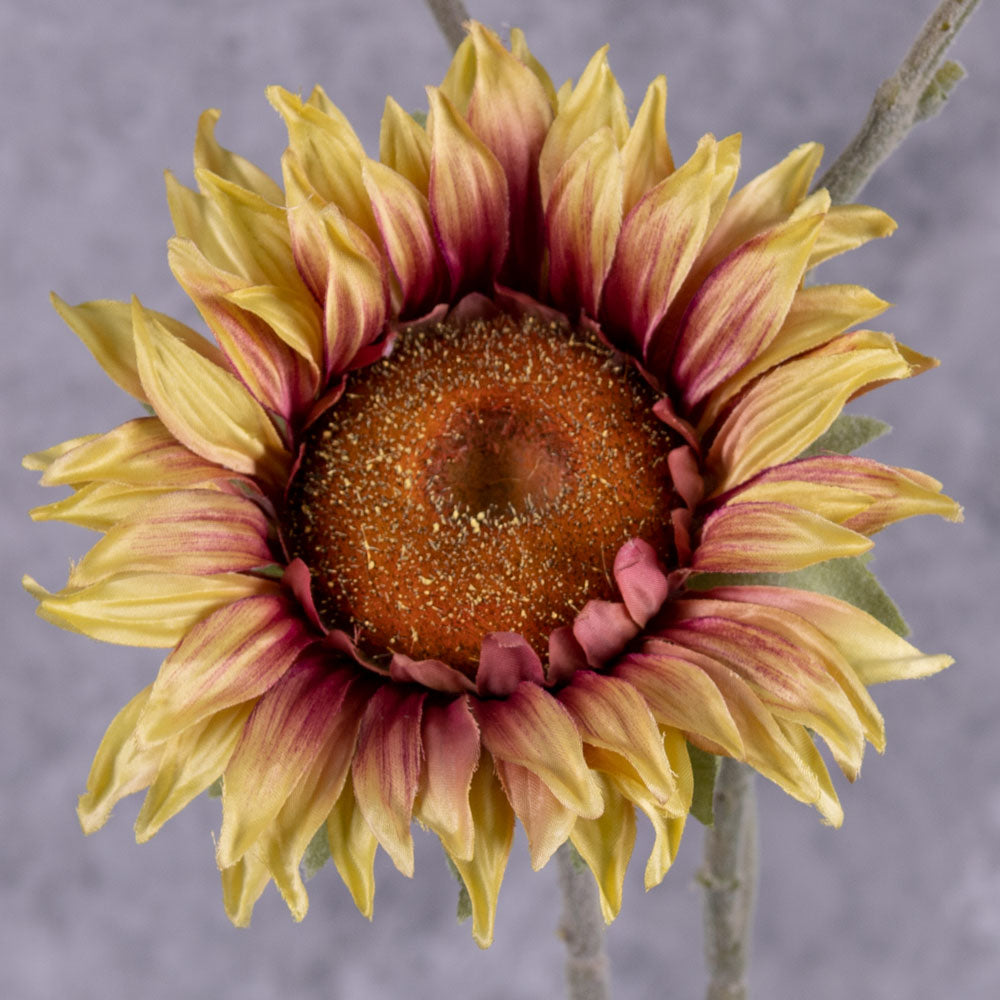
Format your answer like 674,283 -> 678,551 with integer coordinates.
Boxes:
688,555 -> 909,637
800,414 -> 890,458
302,824 -> 331,879
688,743 -> 721,826
410,110 -> 428,127
206,776 -> 223,798
444,853 -> 472,924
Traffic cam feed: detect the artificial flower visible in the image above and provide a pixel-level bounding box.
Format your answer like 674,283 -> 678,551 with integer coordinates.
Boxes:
24,22 -> 960,945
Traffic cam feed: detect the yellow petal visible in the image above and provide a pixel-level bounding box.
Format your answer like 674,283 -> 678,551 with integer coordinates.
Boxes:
194,108 -> 284,203
509,28 -> 559,111
77,685 -> 160,834
23,434 -> 99,475
220,852 -> 272,927
327,776 -> 379,920
132,298 -> 289,485
26,571 -> 271,647
446,755 -> 515,949
621,75 -> 675,215
808,204 -> 897,269
29,481 -> 183,532
379,96 -> 431,194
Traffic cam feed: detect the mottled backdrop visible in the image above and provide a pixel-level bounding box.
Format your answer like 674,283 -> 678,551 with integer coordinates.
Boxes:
3,1 -> 998,997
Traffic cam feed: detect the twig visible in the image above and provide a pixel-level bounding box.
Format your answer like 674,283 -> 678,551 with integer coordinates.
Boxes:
424,0 -> 471,52
817,0 -> 981,204
556,842 -> 612,1000
700,759 -> 757,1000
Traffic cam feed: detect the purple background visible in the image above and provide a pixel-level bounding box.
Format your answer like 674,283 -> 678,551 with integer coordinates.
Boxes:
3,1 -> 998,997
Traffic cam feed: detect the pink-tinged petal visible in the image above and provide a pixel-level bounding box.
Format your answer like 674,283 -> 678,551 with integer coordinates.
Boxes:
131,298 -> 289,487
613,539 -> 670,627
257,674 -> 372,920
614,646 -> 744,757
351,684 -> 426,877
194,108 -> 284,203
473,682 -> 603,819
446,754 -> 515,949
362,159 -> 446,316
462,24 -> 553,286
695,501 -> 872,573
494,759 -> 576,869
25,571 -> 275,649
547,625 -> 589,686
415,697 -> 481,861
725,479 -> 873,525
77,685 -> 160,834
169,239 -> 318,421
706,341 -> 912,493
390,655 -> 476,694
652,394 -> 700,450
667,445 -> 704,509
326,776 -> 378,919
51,294 -> 224,406
621,75 -> 675,215
673,593 -> 884,753
509,28 -> 559,111
545,127 -> 623,318
138,593 -> 313,744
379,96 -> 431,194
134,701 -> 254,843
280,558 -> 326,633
743,454 -> 962,535
559,671 -> 679,809
657,613 -> 864,778
601,135 -> 716,354
569,774 -> 636,922
37,417 -> 252,493
700,585 -> 954,686
267,86 -> 378,241
696,283 -> 893,434
573,599 -> 641,667
670,213 -> 825,409
647,641 -> 839,823
217,660 -> 354,866
426,86 -> 509,297
671,508 -> 694,565
477,632 -> 545,697
67,490 -> 272,587
282,155 -> 389,377
537,45 -> 629,206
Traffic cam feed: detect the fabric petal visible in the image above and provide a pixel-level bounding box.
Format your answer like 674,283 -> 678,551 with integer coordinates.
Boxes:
220,851 -> 272,928
476,632 -> 545,697
217,661 -> 354,867
327,775 -> 379,919
446,754 -> 515,949
138,593 -> 313,744
351,684 -> 426,876
473,682 -> 603,819
694,502 -> 873,573
77,685 -> 160,833
620,75 -> 674,215
414,696 -> 481,862
426,86 -> 509,297
131,298 -> 289,486
545,127 -> 623,318
572,598 -> 641,667
25,571 -> 273,648
670,213 -> 826,409
29,482 -> 195,532
494,759 -> 576,870
613,538 -> 670,627
194,108 -> 284,203
807,204 -> 897,269
379,96 -> 431,194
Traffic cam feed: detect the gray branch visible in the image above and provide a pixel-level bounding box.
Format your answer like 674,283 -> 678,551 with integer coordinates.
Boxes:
424,0 -> 471,52
700,759 -> 758,1000
817,0 -> 981,204
557,843 -> 612,1000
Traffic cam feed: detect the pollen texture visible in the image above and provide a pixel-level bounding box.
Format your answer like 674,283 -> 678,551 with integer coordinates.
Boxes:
285,315 -> 676,668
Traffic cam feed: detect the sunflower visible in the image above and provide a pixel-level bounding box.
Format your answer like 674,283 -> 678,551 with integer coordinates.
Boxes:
24,22 -> 960,946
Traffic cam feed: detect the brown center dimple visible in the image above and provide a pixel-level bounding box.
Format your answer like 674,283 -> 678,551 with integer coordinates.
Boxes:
283,314 -> 677,670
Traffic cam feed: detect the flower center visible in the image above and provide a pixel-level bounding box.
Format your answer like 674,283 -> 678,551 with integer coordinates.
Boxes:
284,315 -> 677,669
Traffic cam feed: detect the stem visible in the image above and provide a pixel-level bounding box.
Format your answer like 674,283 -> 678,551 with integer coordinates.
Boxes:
556,842 -> 612,1000
424,0 -> 471,52
816,0 -> 981,204
701,759 -> 757,1000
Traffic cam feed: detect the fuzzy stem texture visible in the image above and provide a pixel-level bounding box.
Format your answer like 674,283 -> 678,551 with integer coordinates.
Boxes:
425,0 -> 471,51
701,759 -> 757,1000
557,842 -> 612,1000
817,0 -> 981,204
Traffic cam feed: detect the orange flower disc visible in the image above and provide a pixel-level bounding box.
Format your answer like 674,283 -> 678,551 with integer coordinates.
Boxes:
285,314 -> 677,667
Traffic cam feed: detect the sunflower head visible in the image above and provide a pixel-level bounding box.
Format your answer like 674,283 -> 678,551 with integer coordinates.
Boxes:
24,21 -> 960,946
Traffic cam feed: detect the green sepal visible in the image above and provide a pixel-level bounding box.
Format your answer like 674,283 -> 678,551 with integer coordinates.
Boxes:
688,554 -> 908,637
302,824 -> 332,879
687,743 -> 720,827
800,413 -> 889,458
206,776 -> 223,798
410,110 -> 428,127
444,853 -> 472,924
